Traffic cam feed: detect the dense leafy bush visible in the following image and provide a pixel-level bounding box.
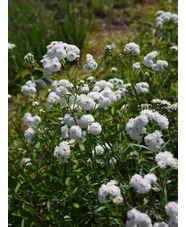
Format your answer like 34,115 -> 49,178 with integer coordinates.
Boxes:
8,2 -> 178,226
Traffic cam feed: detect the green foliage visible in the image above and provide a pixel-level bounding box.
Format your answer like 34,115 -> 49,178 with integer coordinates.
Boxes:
8,0 -> 178,226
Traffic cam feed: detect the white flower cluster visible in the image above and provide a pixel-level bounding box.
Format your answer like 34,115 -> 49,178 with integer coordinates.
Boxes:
32,101 -> 39,106
20,158 -> 32,169
124,42 -> 140,56
141,109 -> 169,130
8,43 -> 16,50
144,130 -> 164,152
151,99 -> 178,112
69,125 -> 86,144
83,54 -> 98,73
21,81 -> 36,94
46,79 -> 75,108
140,103 -> 152,109
61,114 -> 101,144
143,51 -> 168,71
143,51 -> 158,67
126,109 -> 169,141
165,202 -> 178,227
132,62 -> 141,70
24,113 -> 41,128
155,151 -> 178,169
24,53 -> 34,64
23,113 -> 41,144
135,82 -> 149,94
156,11 -> 178,28
53,141 -> 71,163
126,208 -> 170,227
76,94 -> 97,110
129,173 -> 157,194
52,79 -> 74,96
151,99 -> 171,106
88,122 -> 102,135
152,60 -> 168,71
41,41 -> 80,79
21,79 -> 48,94
92,144 -> 104,158
126,208 -> 152,227
168,103 -> 178,111
153,222 -> 168,227
126,114 -> 149,140
24,127 -> 35,144
98,180 -> 123,205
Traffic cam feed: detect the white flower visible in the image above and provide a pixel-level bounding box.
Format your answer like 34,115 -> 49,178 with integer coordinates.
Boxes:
132,62 -> 141,70
98,180 -> 123,204
156,21 -> 163,28
23,113 -> 41,128
143,51 -> 158,67
55,47 -> 67,60
171,14 -> 178,24
20,158 -> 32,169
110,67 -> 117,73
88,122 -> 102,135
144,173 -> 157,184
47,92 -> 62,108
41,55 -> 61,79
153,222 -> 168,227
87,76 -> 96,83
64,114 -> 76,127
24,53 -> 34,63
135,82 -> 149,94
54,142 -> 71,163
144,130 -> 164,152
69,125 -> 86,144
8,43 -> 16,50
170,46 -> 178,52
99,96 -> 111,108
156,10 -> 164,16
61,125 -> 69,139
78,114 -> 94,128
79,84 -> 89,93
66,52 -> 77,62
76,95 -> 96,110
21,80 -> 36,94
129,173 -> 157,194
32,101 -> 39,106
108,78 -> 123,88
165,202 -> 178,217
124,42 -> 140,55
70,125 -> 83,140
92,145 -> 104,158
152,60 -> 168,71
126,208 -> 152,227
24,127 -> 35,144
83,55 -> 98,73
140,109 -> 169,130
155,151 -> 178,169
125,115 -> 149,141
